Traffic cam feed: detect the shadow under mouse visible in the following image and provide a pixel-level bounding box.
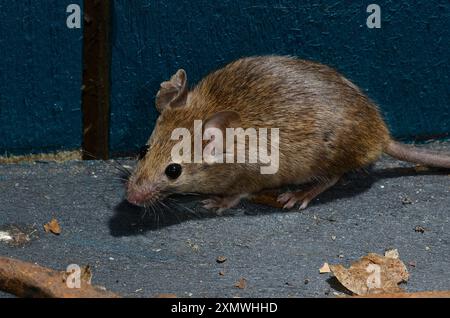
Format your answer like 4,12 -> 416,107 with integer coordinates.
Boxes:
108,165 -> 449,237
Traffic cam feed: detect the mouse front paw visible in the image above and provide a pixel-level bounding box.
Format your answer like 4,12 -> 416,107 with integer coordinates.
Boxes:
277,176 -> 341,210
201,194 -> 245,215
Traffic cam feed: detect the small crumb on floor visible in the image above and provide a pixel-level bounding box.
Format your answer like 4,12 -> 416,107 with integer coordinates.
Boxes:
216,256 -> 227,263
235,278 -> 247,289
43,219 -> 61,235
319,262 -> 331,274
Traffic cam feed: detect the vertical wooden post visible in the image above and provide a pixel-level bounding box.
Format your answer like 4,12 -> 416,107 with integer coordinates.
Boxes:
82,0 -> 111,160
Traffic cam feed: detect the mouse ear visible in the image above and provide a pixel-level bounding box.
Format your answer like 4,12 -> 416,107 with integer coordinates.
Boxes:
203,111 -> 241,133
155,69 -> 188,112
202,111 -> 242,162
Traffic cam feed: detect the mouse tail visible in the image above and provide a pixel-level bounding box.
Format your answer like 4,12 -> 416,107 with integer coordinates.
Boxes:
384,140 -> 450,168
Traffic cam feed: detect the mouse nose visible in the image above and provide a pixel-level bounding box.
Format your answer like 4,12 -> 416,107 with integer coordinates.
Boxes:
126,180 -> 157,206
127,190 -> 152,206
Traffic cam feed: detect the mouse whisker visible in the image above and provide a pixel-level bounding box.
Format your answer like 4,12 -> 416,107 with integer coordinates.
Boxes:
99,159 -> 132,177
147,202 -> 159,227
107,159 -> 132,177
156,199 -> 182,224
141,203 -> 150,219
154,200 -> 169,226
82,149 -> 133,179
112,176 -> 129,182
166,198 -> 201,219
156,199 -> 171,212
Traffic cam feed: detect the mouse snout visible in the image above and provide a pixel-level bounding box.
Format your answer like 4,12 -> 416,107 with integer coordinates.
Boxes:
126,189 -> 152,206
126,178 -> 159,207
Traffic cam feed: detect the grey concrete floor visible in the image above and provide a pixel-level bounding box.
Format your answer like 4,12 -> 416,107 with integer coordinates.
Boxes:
0,141 -> 449,298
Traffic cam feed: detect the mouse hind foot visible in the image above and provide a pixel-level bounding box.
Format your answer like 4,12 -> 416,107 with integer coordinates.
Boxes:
277,176 -> 341,210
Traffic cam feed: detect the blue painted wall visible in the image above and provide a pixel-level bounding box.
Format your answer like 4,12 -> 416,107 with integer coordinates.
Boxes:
110,0 -> 449,155
0,1 -> 83,155
0,1 -> 448,156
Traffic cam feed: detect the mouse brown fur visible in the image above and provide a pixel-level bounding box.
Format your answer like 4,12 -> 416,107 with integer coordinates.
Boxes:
126,56 -> 450,212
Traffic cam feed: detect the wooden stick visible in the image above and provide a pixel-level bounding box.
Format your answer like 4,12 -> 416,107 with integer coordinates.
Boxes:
0,257 -> 120,298
352,291 -> 450,298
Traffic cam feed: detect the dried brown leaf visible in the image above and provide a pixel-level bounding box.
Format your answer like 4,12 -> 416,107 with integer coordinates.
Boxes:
43,219 -> 61,235
329,253 -> 409,296
384,248 -> 399,259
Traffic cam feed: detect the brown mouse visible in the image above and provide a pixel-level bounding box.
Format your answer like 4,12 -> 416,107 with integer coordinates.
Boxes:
126,55 -> 450,213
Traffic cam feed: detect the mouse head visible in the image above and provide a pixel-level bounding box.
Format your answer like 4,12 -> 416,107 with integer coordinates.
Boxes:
126,69 -> 242,207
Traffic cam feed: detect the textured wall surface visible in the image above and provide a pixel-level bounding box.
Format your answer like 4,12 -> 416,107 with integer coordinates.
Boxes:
110,0 -> 449,155
0,1 -> 83,155
0,1 -> 448,155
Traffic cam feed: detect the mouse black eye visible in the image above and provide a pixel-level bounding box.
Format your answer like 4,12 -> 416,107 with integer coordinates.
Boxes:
138,145 -> 150,160
165,163 -> 182,179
